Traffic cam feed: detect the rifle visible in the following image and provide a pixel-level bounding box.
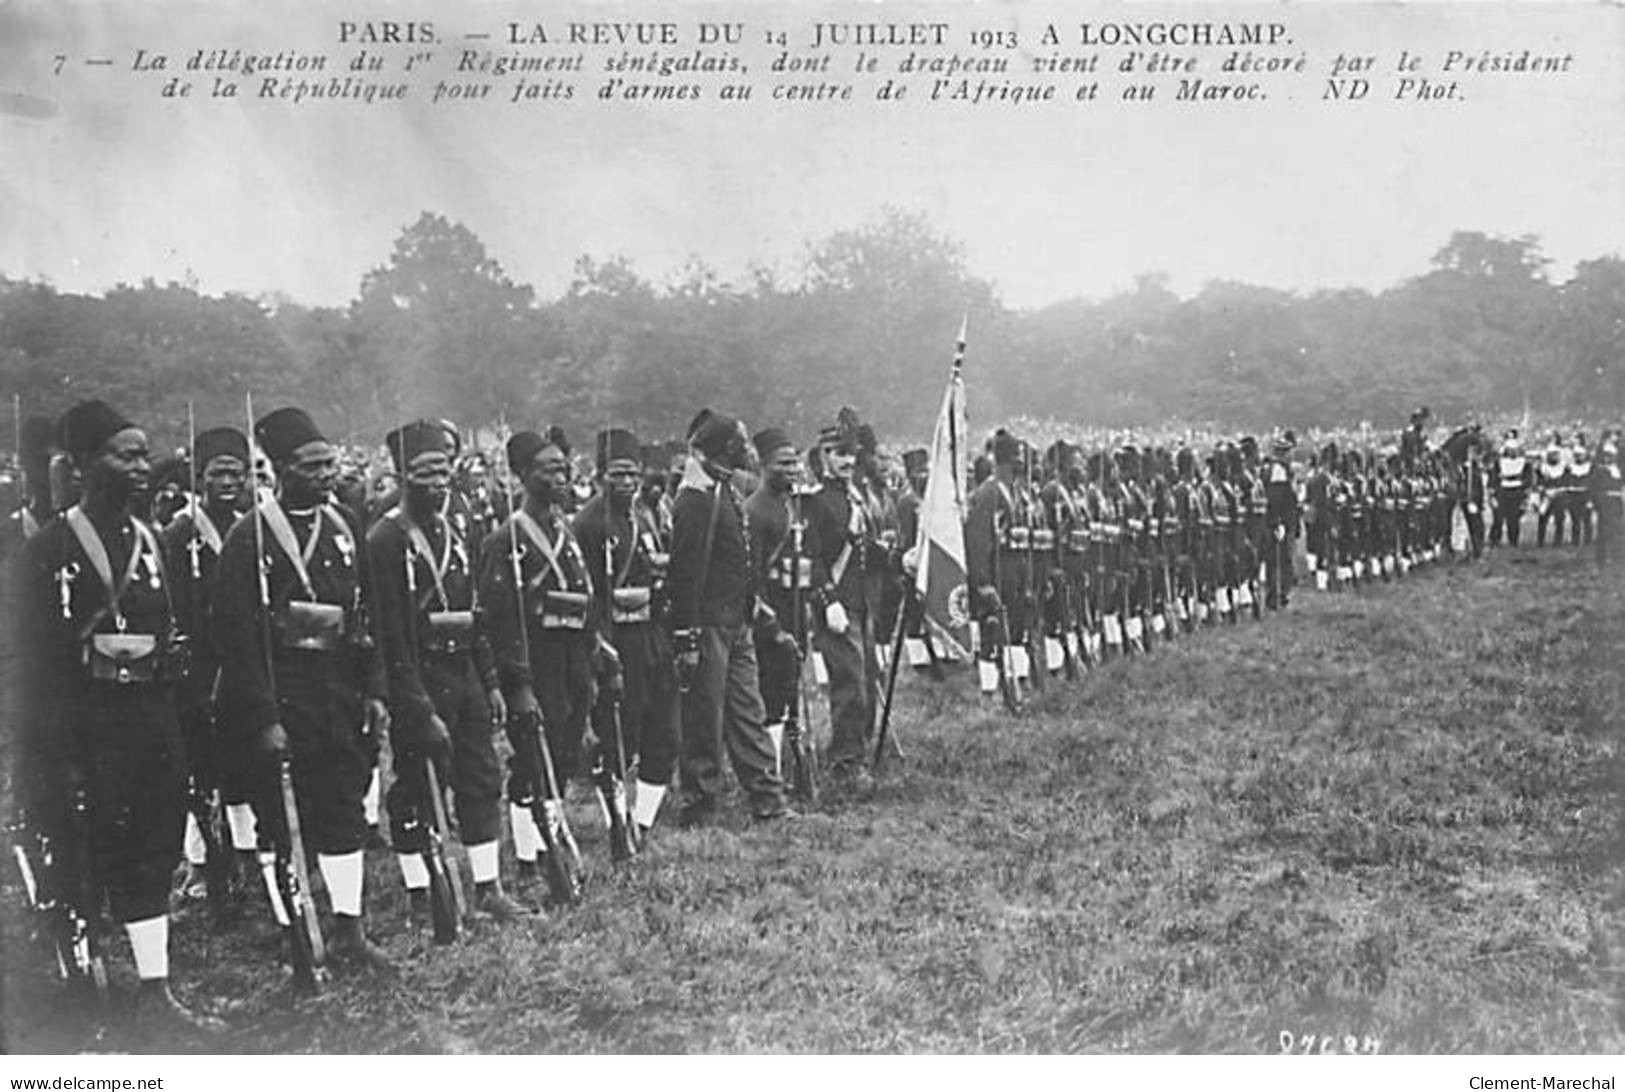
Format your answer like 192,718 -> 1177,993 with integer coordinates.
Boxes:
988,494 -> 1022,714
9,801 -> 109,1001
185,400 -> 231,919
497,412 -> 582,905
421,759 -> 465,943
591,516 -> 638,863
873,570 -> 910,775
245,392 -> 325,992
1020,449 -> 1046,694
1054,487 -> 1080,681
784,491 -> 819,804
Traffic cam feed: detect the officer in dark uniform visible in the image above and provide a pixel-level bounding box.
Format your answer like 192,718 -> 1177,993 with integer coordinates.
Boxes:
16,400 -> 223,1032
368,420 -> 527,923
214,406 -> 393,971
574,427 -> 680,838
159,426 -> 258,906
806,418 -> 883,786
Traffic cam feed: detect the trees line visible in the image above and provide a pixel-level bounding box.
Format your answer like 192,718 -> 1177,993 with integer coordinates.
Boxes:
3,211 -> 1620,451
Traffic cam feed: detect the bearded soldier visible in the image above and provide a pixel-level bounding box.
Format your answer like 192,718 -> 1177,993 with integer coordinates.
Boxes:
806,417 -> 883,788
573,428 -> 680,839
368,420 -> 528,923
16,400 -> 224,1032
215,406 -> 394,971
159,426 -> 258,908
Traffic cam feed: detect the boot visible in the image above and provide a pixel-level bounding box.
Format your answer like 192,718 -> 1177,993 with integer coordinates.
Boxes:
135,979 -> 226,1037
328,914 -> 396,975
473,881 -> 537,923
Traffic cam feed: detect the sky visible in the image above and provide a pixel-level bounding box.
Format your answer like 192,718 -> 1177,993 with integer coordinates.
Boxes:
1,0 -> 1621,311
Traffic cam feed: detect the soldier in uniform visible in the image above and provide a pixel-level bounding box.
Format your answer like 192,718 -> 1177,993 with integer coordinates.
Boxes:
1170,447 -> 1201,624
745,427 -> 814,774
16,400 -> 223,1031
368,420 -> 528,923
478,428 -> 601,880
1459,437 -> 1491,560
1262,434 -> 1299,608
806,417 -> 883,787
574,427 -> 679,838
1040,441 -> 1089,668
1209,446 -> 1241,621
965,429 -> 1031,683
666,413 -> 790,825
214,406 -> 394,971
159,426 -> 259,908
1535,437 -> 1569,548
1491,430 -> 1533,547
1565,436 -> 1593,546
1304,444 -> 1335,590
1591,433 -> 1623,566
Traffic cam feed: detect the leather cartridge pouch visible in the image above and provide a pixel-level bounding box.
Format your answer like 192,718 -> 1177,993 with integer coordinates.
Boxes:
425,609 -> 475,653
611,586 -> 652,624
85,633 -> 159,684
279,600 -> 346,651
539,589 -> 590,630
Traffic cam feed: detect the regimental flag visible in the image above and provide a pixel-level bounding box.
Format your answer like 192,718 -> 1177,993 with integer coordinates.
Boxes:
914,317 -> 972,660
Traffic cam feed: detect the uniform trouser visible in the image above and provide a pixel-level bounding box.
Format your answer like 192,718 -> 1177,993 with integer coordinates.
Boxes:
1491,491 -> 1525,545
596,622 -> 678,786
1537,495 -> 1567,546
1596,495 -> 1624,565
678,624 -> 785,819
505,628 -> 594,802
1308,519 -> 1331,568
44,684 -> 186,924
1262,529 -> 1292,607
816,606 -> 878,770
1566,492 -> 1592,544
386,652 -> 503,852
250,651 -> 371,857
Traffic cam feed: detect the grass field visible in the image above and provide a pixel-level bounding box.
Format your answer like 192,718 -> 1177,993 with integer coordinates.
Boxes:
3,541 -> 1622,1055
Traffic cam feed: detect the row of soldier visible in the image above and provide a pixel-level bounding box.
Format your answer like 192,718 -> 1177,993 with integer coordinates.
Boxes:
9,396 -> 1623,1040
7,398 -> 947,1037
